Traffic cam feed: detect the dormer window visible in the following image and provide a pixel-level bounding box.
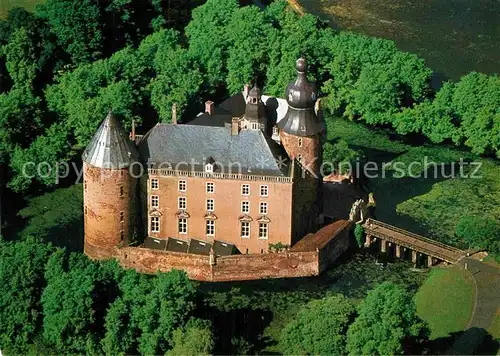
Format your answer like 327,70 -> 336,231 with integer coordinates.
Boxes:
251,122 -> 259,130
205,156 -> 215,173
252,97 -> 257,104
273,126 -> 279,135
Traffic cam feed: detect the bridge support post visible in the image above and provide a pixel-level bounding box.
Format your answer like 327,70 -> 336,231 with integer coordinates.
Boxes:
364,234 -> 372,248
427,255 -> 434,267
380,239 -> 387,253
395,245 -> 401,258
412,250 -> 417,267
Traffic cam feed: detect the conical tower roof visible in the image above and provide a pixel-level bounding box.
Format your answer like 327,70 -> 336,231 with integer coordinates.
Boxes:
82,111 -> 138,169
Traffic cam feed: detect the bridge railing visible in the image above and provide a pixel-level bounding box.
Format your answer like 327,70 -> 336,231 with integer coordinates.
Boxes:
364,219 -> 464,253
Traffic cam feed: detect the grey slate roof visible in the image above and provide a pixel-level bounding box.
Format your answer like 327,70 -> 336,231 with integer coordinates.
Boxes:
138,124 -> 290,176
82,112 -> 138,169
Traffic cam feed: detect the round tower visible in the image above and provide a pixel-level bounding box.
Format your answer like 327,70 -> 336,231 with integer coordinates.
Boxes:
277,58 -> 325,177
82,111 -> 139,259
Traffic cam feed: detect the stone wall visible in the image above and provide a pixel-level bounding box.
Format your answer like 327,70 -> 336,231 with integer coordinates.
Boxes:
113,246 -> 319,282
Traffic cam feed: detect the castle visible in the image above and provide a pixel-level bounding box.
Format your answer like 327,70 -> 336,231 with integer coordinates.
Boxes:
81,58 -> 353,279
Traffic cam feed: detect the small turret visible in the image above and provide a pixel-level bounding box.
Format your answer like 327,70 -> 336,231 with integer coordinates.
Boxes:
82,111 -> 139,259
242,85 -> 267,132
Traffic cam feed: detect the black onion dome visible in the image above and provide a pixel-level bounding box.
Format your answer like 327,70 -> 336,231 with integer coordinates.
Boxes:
277,58 -> 324,137
286,58 -> 317,109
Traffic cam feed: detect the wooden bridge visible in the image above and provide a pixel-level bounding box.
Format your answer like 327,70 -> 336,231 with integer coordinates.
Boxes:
362,219 -> 467,266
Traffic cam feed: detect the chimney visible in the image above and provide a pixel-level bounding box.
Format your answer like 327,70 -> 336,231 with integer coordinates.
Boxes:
130,118 -> 136,141
243,84 -> 250,99
231,117 -> 240,136
172,103 -> 177,124
205,100 -> 214,115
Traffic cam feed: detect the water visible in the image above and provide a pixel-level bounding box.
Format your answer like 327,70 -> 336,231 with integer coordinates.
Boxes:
299,0 -> 499,81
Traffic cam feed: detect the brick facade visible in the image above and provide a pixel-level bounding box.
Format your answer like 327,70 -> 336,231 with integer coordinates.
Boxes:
280,130 -> 322,177
142,173 -> 293,254
83,163 -> 137,258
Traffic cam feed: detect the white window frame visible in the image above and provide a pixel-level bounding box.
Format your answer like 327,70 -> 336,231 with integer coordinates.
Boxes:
205,163 -> 213,173
206,198 -> 214,212
259,223 -> 268,239
206,220 -> 215,236
260,185 -> 268,197
178,180 -> 186,192
260,202 -> 268,215
251,122 -> 259,130
241,201 -> 249,214
151,195 -> 159,208
241,184 -> 250,196
178,218 -> 187,234
150,216 -> 160,233
241,221 -> 250,238
151,178 -> 159,190
206,182 -> 214,194
178,196 -> 186,210
298,138 -> 303,147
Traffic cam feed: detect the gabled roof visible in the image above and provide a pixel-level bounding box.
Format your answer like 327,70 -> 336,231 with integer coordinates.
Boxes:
138,124 -> 290,177
82,112 -> 138,169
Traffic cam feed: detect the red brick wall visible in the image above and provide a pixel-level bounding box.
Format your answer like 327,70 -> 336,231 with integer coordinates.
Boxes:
280,131 -> 321,177
145,174 -> 293,254
84,163 -> 137,259
112,246 -> 319,282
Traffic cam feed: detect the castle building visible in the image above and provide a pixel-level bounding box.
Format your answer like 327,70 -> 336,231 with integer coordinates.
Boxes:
82,58 -> 325,258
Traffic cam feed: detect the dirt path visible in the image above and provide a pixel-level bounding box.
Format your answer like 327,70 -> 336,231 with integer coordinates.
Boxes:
449,258 -> 500,354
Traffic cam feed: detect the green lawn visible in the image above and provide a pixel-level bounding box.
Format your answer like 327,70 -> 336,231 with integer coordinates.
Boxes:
415,266 -> 475,339
0,0 -> 45,18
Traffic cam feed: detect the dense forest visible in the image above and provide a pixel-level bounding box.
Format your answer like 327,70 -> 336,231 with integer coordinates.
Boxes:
0,0 -> 499,353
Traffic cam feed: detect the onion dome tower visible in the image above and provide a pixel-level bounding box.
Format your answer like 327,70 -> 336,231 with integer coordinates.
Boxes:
277,57 -> 325,177
82,111 -> 139,259
243,85 -> 268,132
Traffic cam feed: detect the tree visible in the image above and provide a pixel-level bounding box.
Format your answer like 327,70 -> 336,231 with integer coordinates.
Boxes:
1,27 -> 37,87
0,238 -> 54,353
167,318 -> 215,356
137,270 -> 197,354
41,252 -> 114,354
280,294 -> 355,355
347,282 -> 428,355
36,0 -> 103,64
323,139 -> 359,175
456,216 -> 500,256
354,224 -> 365,248
185,0 -> 238,91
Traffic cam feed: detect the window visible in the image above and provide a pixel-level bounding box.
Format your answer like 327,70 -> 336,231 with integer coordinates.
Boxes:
206,182 -> 214,193
206,199 -> 214,211
241,201 -> 249,213
120,211 -> 124,223
205,163 -> 213,173
151,195 -> 159,208
178,218 -> 187,234
251,122 -> 258,130
150,216 -> 160,233
151,178 -> 159,190
206,220 -> 215,236
241,221 -> 250,238
298,138 -> 303,147
260,202 -> 268,215
120,186 -> 124,197
241,184 -> 250,196
273,126 -> 279,135
178,180 -> 186,192
178,197 -> 186,210
120,230 -> 124,240
260,185 -> 268,197
298,154 -> 303,164
259,223 -> 268,239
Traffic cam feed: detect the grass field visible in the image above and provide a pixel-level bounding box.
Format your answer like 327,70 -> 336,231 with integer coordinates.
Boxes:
0,0 -> 44,18
415,266 -> 475,339
326,117 -> 500,246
